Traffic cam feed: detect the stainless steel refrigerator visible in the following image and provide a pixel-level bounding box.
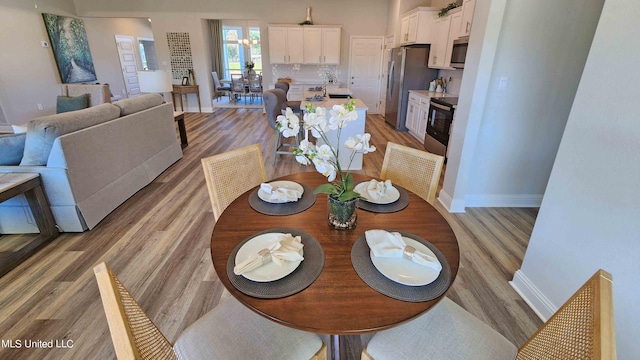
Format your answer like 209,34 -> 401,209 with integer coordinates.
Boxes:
384,45 -> 438,131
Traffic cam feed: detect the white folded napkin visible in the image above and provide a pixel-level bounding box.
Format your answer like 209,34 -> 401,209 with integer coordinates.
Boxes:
365,230 -> 442,271
366,179 -> 392,200
260,183 -> 303,202
233,233 -> 305,275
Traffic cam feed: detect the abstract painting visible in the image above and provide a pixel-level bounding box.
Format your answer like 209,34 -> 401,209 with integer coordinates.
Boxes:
42,13 -> 97,83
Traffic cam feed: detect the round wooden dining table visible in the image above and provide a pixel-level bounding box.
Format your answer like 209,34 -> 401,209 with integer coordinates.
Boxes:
210,172 -> 460,358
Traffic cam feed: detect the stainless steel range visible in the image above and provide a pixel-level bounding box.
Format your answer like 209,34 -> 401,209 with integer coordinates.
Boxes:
424,96 -> 457,160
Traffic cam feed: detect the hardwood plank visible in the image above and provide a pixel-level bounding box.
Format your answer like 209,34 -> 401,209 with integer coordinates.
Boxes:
0,109 -> 541,359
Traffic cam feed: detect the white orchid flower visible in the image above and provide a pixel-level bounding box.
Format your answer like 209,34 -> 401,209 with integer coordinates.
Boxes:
345,133 -> 376,154
329,104 -> 358,128
316,144 -> 333,161
278,108 -> 300,138
295,155 -> 310,165
298,139 -> 315,154
313,158 -> 337,182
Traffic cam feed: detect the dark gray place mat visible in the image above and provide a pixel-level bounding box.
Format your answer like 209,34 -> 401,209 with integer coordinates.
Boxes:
351,230 -> 451,302
248,183 -> 316,216
356,183 -> 410,213
227,228 -> 324,299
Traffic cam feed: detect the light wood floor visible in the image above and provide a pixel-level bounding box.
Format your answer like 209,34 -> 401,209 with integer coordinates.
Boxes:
0,109 -> 541,359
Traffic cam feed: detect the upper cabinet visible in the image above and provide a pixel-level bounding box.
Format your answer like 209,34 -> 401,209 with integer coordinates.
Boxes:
459,0 -> 476,37
427,15 -> 451,68
268,27 -> 304,64
303,27 -> 341,64
400,7 -> 439,45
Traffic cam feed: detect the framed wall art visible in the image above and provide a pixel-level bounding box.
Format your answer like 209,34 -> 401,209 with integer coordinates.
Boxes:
42,13 -> 97,83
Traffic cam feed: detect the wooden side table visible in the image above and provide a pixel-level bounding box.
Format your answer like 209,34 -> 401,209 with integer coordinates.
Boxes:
172,85 -> 201,113
173,111 -> 188,147
0,173 -> 59,277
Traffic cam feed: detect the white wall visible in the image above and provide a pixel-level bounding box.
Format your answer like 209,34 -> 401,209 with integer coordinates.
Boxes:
512,0 -> 640,357
440,0 -> 603,209
74,0 -> 390,112
0,1 -> 153,127
83,17 -> 153,98
0,0 -> 77,127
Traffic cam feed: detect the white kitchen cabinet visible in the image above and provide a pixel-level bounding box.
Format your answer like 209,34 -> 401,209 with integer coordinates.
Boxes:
444,11 -> 463,67
406,94 -> 420,136
459,0 -> 476,37
303,27 -> 341,64
405,92 -> 433,142
268,26 -> 303,64
287,84 -> 304,101
416,100 -> 430,141
428,15 -> 451,68
400,7 -> 439,45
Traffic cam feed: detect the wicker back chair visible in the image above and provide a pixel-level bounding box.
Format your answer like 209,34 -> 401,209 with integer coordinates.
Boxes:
95,262 -> 327,360
361,269 -> 616,360
517,269 -> 616,359
201,144 -> 267,221
94,262 -> 177,360
380,142 -> 444,205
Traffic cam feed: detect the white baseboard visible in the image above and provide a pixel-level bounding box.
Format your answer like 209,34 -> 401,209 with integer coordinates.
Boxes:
465,194 -> 542,208
437,189 -> 466,213
0,125 -> 12,133
510,270 -> 557,321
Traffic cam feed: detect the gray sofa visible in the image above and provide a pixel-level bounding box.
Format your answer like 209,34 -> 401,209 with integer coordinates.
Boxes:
0,94 -> 183,233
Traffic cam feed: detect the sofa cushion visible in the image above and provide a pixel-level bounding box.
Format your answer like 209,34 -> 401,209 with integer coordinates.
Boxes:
0,133 -> 26,165
20,103 -> 121,166
114,93 -> 163,116
56,94 -> 89,113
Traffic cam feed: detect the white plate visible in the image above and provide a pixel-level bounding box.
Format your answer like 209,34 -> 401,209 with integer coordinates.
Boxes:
235,233 -> 303,282
258,181 -> 304,204
354,181 -> 401,204
370,237 -> 441,286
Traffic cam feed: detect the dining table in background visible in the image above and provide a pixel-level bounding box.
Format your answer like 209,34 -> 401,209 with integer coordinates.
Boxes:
210,172 -> 460,359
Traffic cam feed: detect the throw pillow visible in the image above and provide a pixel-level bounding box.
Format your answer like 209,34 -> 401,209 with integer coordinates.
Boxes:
56,94 -> 89,114
0,133 -> 27,165
11,124 -> 28,134
114,93 -> 163,116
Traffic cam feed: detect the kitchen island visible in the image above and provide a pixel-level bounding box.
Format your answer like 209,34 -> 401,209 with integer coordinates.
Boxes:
301,88 -> 368,170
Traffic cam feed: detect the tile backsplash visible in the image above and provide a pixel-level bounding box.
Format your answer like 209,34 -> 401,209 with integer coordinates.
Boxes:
271,64 -> 342,83
438,69 -> 463,95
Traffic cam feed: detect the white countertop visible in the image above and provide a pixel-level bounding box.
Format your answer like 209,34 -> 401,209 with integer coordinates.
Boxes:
301,89 -> 367,110
409,90 -> 458,98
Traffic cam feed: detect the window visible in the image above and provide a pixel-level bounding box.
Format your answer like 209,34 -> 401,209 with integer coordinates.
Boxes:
221,22 -> 261,79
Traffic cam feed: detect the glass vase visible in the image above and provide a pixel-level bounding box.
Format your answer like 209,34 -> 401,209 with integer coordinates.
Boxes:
327,195 -> 358,230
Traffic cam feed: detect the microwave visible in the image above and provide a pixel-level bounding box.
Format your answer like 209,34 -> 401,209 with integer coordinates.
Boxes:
450,38 -> 468,69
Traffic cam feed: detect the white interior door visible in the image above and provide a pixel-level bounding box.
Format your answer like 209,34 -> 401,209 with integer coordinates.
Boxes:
378,35 -> 395,116
348,37 -> 383,114
115,35 -> 140,98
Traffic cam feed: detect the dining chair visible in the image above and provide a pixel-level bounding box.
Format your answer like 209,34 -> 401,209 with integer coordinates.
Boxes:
230,74 -> 248,104
361,269 -> 616,360
211,71 -> 231,102
275,81 -> 302,114
248,73 -> 263,104
264,89 -> 300,165
201,144 -> 268,221
94,262 -> 327,360
380,142 -> 444,205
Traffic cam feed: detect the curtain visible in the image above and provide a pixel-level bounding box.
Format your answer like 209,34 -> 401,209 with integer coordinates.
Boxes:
209,20 -> 224,80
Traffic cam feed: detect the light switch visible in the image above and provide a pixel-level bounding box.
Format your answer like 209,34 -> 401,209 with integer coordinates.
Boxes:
498,77 -> 509,90
37,103 -> 44,111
